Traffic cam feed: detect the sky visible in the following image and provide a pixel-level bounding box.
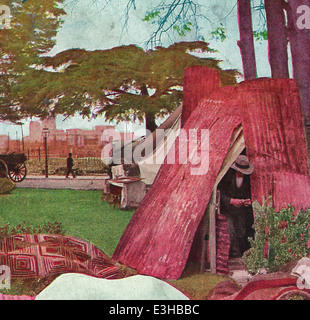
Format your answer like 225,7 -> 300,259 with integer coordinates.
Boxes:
1,0 -> 272,139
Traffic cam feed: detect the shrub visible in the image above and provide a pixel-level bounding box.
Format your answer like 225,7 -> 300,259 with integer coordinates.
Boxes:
26,158 -> 108,176
243,198 -> 310,274
0,221 -> 65,240
0,178 -> 15,195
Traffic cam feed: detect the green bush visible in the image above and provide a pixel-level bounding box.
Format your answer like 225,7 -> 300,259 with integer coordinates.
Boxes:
243,198 -> 310,274
0,221 -> 64,240
0,178 -> 15,195
26,158 -> 108,176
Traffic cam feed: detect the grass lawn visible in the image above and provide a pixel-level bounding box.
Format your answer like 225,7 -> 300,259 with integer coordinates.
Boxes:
0,188 -> 231,299
0,188 -> 134,257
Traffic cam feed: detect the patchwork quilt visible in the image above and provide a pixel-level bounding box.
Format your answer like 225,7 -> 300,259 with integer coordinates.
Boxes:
0,234 -> 120,280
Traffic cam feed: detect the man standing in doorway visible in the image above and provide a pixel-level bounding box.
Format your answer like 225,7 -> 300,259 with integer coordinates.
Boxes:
218,155 -> 254,258
66,153 -> 76,179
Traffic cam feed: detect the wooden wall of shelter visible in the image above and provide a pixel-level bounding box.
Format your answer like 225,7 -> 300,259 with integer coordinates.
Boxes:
113,67 -> 310,280
181,66 -> 221,126
235,79 -> 310,211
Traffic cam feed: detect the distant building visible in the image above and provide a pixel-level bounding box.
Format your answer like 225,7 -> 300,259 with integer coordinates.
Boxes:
0,135 -> 9,152
0,118 -> 134,158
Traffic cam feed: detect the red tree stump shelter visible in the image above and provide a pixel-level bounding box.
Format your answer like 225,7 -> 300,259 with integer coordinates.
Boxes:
113,67 -> 310,279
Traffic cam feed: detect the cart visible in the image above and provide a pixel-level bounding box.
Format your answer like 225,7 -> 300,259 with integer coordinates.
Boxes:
0,153 -> 27,182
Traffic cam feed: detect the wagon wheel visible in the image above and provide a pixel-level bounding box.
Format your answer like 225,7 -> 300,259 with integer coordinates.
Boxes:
0,160 -> 8,178
8,163 -> 27,182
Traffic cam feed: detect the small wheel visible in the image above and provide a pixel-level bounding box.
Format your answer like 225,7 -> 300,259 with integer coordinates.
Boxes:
8,163 -> 27,182
0,160 -> 8,178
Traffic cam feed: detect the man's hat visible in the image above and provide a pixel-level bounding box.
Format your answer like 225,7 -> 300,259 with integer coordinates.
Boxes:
231,155 -> 254,175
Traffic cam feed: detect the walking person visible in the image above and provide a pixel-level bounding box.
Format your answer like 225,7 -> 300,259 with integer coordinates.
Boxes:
66,153 -> 76,178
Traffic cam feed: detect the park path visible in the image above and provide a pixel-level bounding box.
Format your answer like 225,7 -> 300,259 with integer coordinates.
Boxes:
16,175 -> 108,191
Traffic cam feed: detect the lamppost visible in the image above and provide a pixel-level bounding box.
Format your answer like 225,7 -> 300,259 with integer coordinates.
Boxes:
42,127 -> 50,178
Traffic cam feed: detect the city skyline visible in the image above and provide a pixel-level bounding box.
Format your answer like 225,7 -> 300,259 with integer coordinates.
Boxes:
0,116 -> 135,158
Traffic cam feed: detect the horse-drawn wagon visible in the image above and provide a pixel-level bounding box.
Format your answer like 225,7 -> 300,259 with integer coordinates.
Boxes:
0,153 -> 27,182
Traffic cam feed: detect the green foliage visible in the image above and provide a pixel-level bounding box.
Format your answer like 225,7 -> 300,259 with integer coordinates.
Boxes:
253,30 -> 268,42
211,24 -> 227,42
26,158 -> 107,176
173,22 -> 193,37
143,10 -> 161,22
0,0 -> 65,122
21,42 -> 238,129
243,198 -> 310,274
0,178 -> 15,194
141,0 -> 268,48
0,221 -> 64,240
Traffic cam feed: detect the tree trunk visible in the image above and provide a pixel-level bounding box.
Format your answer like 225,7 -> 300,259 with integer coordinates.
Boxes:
264,0 -> 290,78
237,0 -> 257,80
287,0 -> 310,165
141,84 -> 157,135
145,112 -> 158,135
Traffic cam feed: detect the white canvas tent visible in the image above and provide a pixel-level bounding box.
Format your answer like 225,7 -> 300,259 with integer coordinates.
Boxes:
101,106 -> 182,185
137,106 -> 182,185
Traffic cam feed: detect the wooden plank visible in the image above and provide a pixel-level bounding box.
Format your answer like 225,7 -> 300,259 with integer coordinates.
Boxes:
181,66 -> 221,126
109,177 -> 142,184
272,172 -> 310,212
208,189 -> 217,274
237,78 -> 309,206
113,90 -> 242,279
199,210 -> 209,274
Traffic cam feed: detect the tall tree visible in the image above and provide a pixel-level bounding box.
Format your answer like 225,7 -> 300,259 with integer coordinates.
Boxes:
0,0 -> 65,122
286,0 -> 310,155
19,42 -> 238,132
237,0 -> 257,80
264,0 -> 289,78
